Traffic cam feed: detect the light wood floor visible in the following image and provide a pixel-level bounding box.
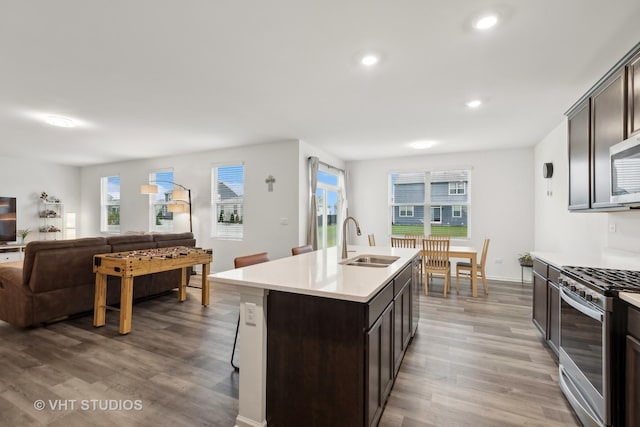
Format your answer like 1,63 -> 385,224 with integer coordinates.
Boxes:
0,277 -> 579,426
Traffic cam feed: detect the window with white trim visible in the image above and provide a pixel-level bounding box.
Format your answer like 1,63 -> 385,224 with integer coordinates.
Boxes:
399,205 -> 414,217
430,206 -> 442,223
100,175 -> 120,234
452,205 -> 462,218
448,181 -> 466,195
212,163 -> 244,239
148,170 -> 175,232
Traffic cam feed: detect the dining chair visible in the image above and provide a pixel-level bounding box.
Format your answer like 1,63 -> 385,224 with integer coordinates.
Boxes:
404,234 -> 425,247
368,234 -> 376,246
422,238 -> 451,297
291,244 -> 313,255
231,252 -> 270,371
456,238 -> 490,295
391,236 -> 417,248
427,234 -> 450,241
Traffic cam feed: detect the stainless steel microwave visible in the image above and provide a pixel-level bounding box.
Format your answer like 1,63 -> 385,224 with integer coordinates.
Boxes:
611,135 -> 640,205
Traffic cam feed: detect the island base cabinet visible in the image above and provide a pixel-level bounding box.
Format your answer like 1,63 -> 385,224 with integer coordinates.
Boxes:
266,291 -> 366,427
367,304 -> 393,427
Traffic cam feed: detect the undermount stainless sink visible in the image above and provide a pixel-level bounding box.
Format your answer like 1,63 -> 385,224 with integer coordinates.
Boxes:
340,254 -> 400,268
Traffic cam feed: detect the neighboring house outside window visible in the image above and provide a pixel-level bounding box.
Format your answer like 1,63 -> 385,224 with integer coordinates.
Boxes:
390,169 -> 470,238
212,163 -> 244,240
148,170 -> 174,232
100,175 -> 120,234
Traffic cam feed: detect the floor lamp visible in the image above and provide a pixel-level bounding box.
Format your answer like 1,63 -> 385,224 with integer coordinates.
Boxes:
140,181 -> 192,233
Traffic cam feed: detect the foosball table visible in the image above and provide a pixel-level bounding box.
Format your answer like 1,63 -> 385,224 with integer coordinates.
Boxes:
93,246 -> 213,334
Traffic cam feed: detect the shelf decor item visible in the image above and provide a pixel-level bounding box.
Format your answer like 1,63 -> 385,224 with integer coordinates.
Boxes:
17,229 -> 30,244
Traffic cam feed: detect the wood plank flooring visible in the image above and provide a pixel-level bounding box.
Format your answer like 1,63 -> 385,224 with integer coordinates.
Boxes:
0,277 -> 579,426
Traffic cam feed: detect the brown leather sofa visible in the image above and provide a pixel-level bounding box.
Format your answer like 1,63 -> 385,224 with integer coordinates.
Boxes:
0,232 -> 196,327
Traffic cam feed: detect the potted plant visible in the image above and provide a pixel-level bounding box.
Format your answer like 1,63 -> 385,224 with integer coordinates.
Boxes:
17,228 -> 31,244
518,252 -> 534,267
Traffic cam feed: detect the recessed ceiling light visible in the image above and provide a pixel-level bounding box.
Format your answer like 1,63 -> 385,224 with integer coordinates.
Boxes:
473,14 -> 499,30
409,140 -> 438,150
361,54 -> 380,67
45,115 -> 77,128
466,99 -> 483,108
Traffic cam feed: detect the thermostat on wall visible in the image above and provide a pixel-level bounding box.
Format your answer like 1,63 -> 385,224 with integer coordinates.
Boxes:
543,162 -> 554,179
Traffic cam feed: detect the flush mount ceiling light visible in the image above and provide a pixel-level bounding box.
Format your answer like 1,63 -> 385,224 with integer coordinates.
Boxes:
473,13 -> 499,30
408,140 -> 438,150
466,99 -> 483,108
360,54 -> 380,67
45,115 -> 77,128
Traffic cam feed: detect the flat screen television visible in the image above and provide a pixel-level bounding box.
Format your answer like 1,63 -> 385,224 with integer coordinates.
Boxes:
0,197 -> 17,243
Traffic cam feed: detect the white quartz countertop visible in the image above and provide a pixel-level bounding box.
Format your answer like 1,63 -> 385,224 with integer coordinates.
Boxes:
532,249 -> 640,271
207,245 -> 420,303
620,292 -> 640,309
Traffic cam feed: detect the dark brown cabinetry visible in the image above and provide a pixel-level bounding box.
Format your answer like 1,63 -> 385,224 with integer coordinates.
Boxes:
266,258 -> 418,427
568,101 -> 591,210
591,70 -> 626,209
532,259 -> 548,336
547,266 -> 561,356
565,42 -> 640,212
628,52 -> 640,137
626,305 -> 640,426
532,258 -> 560,360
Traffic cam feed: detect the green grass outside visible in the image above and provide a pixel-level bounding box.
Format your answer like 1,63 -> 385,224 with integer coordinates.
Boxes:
317,224 -> 337,248
391,224 -> 468,238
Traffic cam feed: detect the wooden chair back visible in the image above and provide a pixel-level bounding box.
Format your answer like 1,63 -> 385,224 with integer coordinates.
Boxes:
234,252 -> 270,268
427,234 -> 450,241
391,236 -> 417,248
291,245 -> 313,256
479,238 -> 490,267
368,234 -> 376,246
404,234 -> 425,247
422,238 -> 450,271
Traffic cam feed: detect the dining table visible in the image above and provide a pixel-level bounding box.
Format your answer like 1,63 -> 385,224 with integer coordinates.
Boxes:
449,245 -> 479,296
420,244 -> 479,297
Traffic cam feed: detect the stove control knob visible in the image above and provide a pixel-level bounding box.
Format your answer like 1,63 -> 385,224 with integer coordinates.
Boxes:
591,294 -> 599,302
579,290 -> 586,297
586,294 -> 593,302
571,285 -> 577,291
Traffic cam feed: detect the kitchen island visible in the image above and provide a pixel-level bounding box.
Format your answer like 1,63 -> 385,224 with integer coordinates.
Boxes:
208,245 -> 421,427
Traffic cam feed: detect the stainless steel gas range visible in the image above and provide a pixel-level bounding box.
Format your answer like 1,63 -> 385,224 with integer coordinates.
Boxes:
558,266 -> 640,427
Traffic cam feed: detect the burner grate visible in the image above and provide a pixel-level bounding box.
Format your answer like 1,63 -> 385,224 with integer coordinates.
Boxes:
564,266 -> 640,292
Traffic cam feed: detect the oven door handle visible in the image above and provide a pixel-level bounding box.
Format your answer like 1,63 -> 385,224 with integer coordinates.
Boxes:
560,288 -> 603,322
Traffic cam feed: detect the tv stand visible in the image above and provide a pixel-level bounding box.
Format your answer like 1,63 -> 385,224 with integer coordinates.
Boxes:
0,244 -> 26,263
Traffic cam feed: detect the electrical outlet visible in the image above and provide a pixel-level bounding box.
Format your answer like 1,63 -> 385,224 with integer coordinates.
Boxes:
495,258 -> 503,264
245,302 -> 257,326
609,223 -> 617,233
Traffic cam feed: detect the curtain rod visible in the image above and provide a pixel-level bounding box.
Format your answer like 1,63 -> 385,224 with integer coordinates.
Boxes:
309,157 -> 345,173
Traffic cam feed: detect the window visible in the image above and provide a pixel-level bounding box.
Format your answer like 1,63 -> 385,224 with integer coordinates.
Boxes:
399,205 -> 414,217
148,170 -> 175,232
448,181 -> 466,195
390,172 -> 425,235
100,175 -> 120,233
316,168 -> 342,249
430,206 -> 442,223
389,169 -> 470,238
212,163 -> 244,239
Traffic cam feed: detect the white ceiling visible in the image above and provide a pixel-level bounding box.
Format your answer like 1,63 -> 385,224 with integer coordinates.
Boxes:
1,1 -> 640,167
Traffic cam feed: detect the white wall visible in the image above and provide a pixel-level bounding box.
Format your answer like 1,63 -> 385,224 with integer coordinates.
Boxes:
346,147 -> 534,281
80,140 -> 303,272
534,119 -> 640,256
0,155 -> 80,242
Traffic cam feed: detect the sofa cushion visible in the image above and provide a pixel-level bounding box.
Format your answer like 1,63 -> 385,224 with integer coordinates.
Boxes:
107,234 -> 156,253
22,237 -> 109,287
152,232 -> 196,248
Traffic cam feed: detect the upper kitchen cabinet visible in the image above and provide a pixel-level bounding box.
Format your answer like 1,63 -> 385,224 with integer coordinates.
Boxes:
565,42 -> 640,212
568,100 -> 591,210
628,51 -> 640,137
591,69 -> 626,209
